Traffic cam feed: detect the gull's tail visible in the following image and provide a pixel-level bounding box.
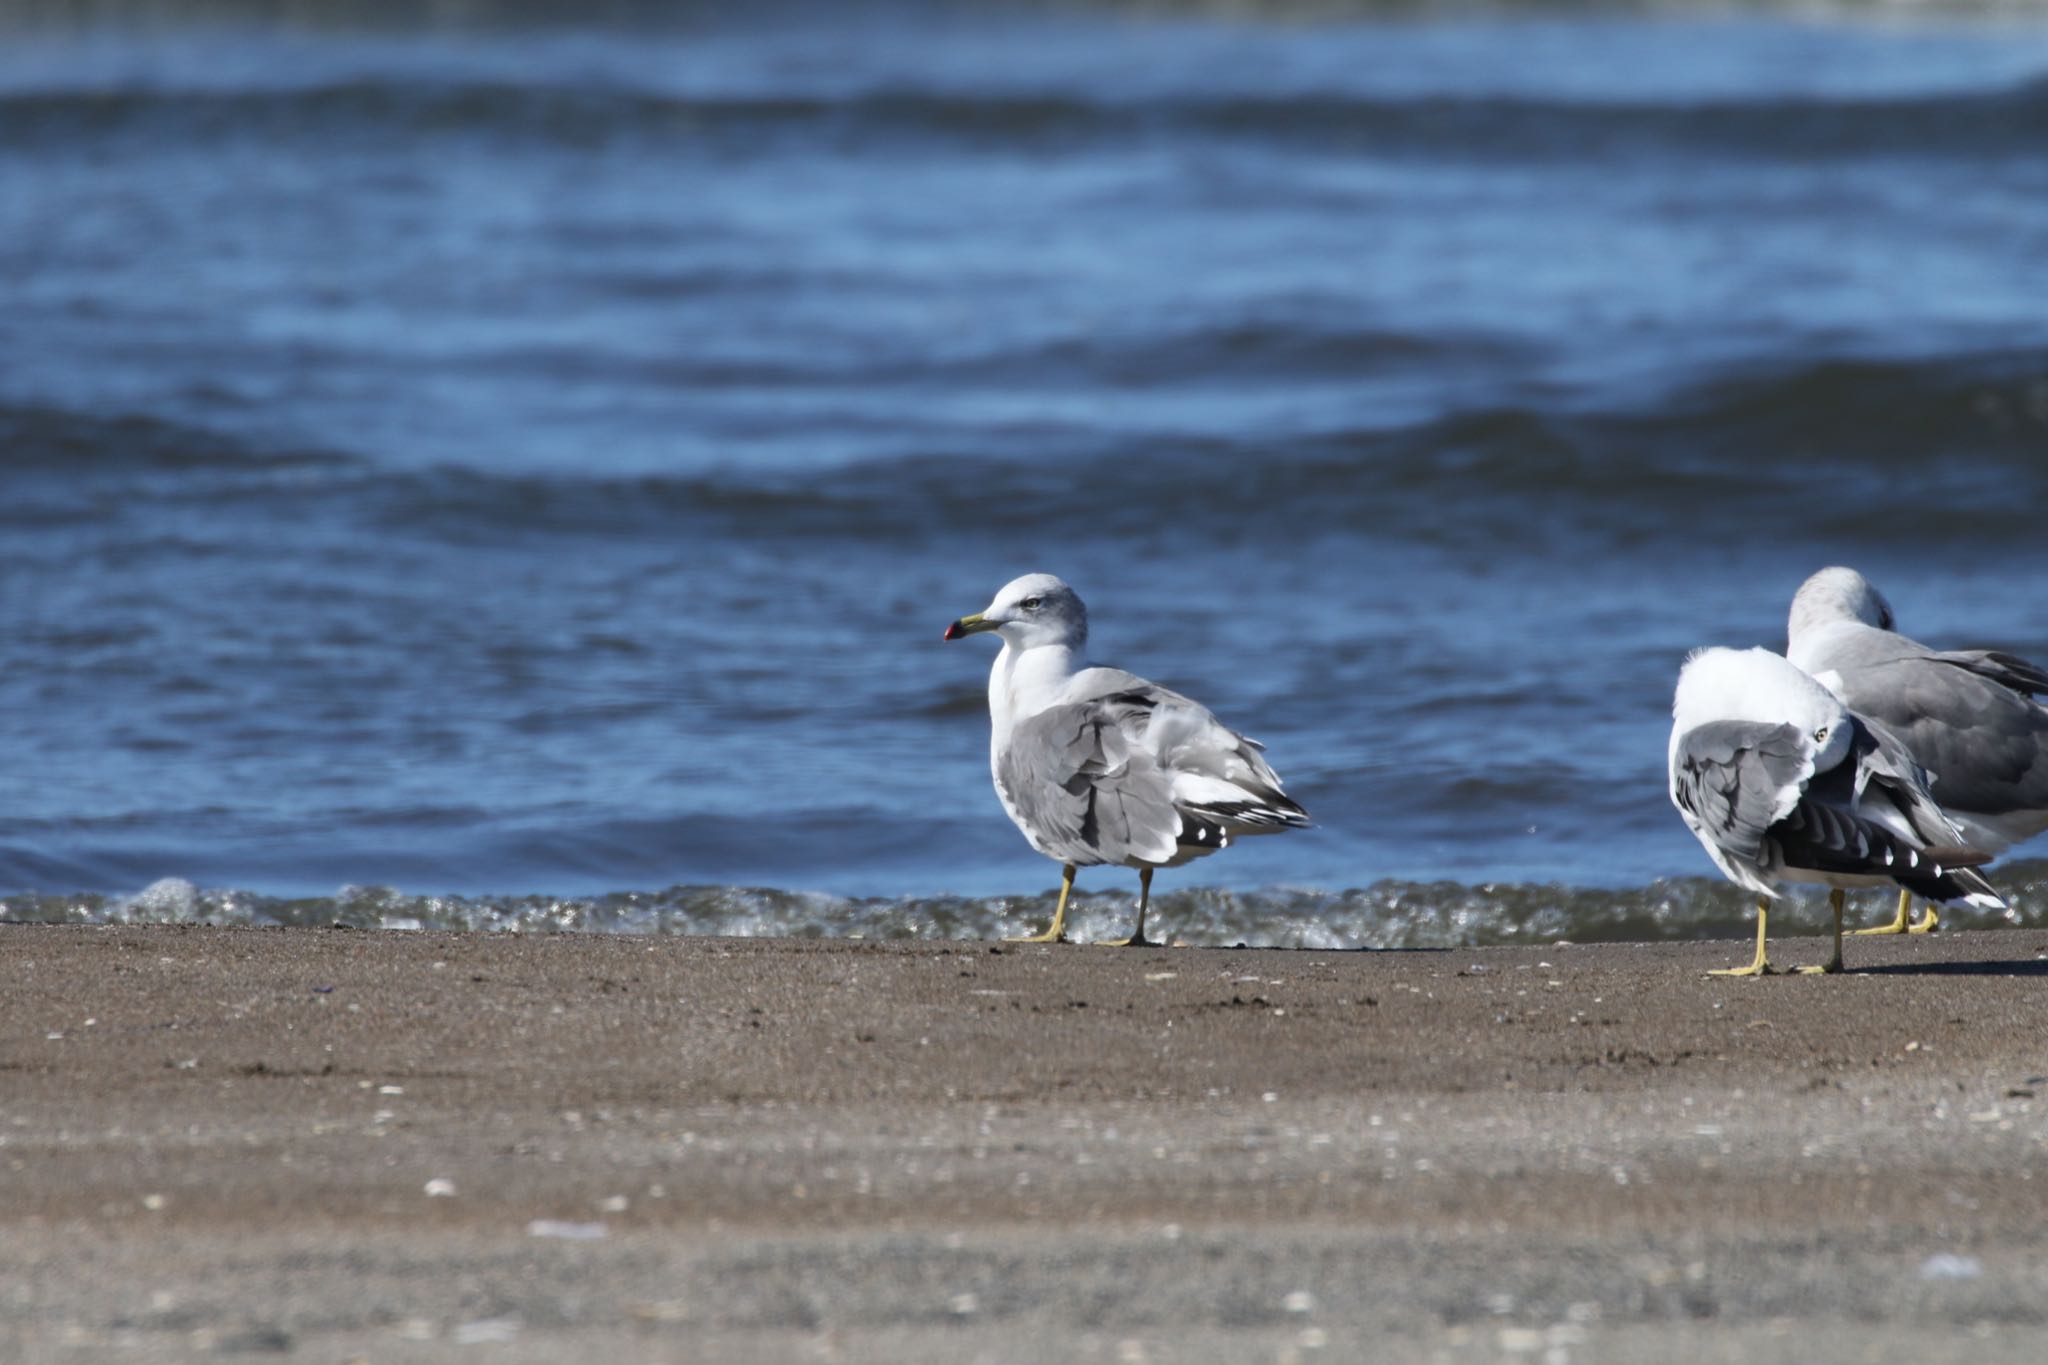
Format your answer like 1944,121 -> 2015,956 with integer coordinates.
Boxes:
1175,792 -> 1311,851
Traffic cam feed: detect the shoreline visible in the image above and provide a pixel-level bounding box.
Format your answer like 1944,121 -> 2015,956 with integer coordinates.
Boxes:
5,923 -> 2048,1361
11,865 -> 2048,947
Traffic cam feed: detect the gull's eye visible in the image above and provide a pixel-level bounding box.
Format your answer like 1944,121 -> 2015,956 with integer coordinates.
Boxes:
1813,725 -> 1830,744
1020,597 -> 1043,611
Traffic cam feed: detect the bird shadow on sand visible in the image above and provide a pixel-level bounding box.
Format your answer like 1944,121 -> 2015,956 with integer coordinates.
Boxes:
1849,957 -> 2048,977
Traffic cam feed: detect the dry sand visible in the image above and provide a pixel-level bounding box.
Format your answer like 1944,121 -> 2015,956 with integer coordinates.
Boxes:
4,922 -> 2048,1362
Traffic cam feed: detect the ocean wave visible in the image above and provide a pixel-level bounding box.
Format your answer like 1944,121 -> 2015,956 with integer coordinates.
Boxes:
401,348 -> 2048,544
0,401 -> 355,473
7,865 -> 2043,946
10,76 -> 2048,160
9,345 -> 2042,547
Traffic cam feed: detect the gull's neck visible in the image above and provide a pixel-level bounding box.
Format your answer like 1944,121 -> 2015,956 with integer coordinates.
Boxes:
988,639 -> 1082,744
1787,616 -> 1873,676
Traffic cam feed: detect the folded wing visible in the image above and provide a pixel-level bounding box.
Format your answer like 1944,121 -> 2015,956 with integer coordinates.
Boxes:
1670,720 -> 1810,867
999,676 -> 1308,870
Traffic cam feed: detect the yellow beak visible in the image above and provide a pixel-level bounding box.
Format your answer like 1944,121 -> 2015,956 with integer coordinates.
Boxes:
943,612 -> 997,641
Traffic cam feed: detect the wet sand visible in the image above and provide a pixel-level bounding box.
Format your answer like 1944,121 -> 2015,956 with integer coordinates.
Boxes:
5,922 -> 2048,1362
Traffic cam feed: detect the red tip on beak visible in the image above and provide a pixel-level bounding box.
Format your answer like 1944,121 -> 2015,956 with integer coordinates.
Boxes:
943,621 -> 963,641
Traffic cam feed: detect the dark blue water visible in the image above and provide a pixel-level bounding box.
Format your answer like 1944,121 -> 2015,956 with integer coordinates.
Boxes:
5,4 -> 2048,942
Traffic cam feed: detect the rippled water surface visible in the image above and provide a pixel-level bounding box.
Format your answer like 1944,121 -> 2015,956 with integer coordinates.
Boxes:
4,4 -> 2047,943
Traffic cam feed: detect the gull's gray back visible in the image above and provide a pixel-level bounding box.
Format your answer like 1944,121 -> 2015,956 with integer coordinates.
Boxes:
1801,623 -> 2048,827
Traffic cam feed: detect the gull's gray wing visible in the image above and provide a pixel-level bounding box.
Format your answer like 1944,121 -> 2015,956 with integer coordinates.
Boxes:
999,671 -> 1308,868
1072,669 -> 1308,832
1922,648 -> 2048,698
1843,715 -> 1986,850
1823,644 -> 2048,822
997,691 -> 1183,868
1669,720 -> 1809,866
1805,625 -> 2048,698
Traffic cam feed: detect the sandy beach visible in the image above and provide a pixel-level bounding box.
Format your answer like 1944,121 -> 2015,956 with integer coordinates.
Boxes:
5,922 -> 2048,1362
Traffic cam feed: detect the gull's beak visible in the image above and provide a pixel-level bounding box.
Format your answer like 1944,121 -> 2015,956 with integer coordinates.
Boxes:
944,612 -> 997,641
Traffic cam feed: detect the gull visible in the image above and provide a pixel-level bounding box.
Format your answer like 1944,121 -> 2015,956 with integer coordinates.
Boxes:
943,573 -> 1309,946
1788,566 -> 2048,935
1668,646 -> 2002,976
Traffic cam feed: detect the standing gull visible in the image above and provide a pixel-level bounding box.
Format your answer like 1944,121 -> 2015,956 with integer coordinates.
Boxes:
1788,566 -> 2048,935
944,573 -> 1309,946
1668,646 -> 2002,976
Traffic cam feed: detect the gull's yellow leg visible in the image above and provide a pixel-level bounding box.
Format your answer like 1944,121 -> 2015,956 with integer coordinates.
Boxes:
1095,866 -> 1161,948
1796,889 -> 1846,975
1908,901 -> 1940,934
1852,888 -> 1914,936
1007,864 -> 1075,944
1707,900 -> 1777,977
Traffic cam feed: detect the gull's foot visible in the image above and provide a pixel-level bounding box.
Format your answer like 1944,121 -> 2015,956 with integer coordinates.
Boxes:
1855,892 -> 1923,937
1092,933 -> 1162,948
1794,960 -> 1845,976
1908,905 -> 1940,935
1706,959 -> 1777,978
1005,927 -> 1068,944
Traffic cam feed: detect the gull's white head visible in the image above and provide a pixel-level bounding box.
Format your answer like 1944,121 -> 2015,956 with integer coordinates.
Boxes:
944,573 -> 1088,652
1788,566 -> 1896,645
1672,646 -> 1853,772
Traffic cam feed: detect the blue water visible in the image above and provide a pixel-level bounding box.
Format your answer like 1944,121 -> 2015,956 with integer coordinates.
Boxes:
4,4 -> 2048,940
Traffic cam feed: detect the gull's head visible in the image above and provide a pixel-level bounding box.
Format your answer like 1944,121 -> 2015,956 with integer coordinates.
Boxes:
943,573 -> 1088,650
1789,566 -> 1896,643
1673,646 -> 1853,771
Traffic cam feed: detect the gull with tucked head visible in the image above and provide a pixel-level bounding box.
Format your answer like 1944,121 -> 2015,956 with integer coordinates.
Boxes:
1668,646 -> 2002,976
1788,565 -> 2048,935
944,573 -> 1309,945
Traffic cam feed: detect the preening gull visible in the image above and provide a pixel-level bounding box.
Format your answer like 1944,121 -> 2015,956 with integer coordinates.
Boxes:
1789,566 -> 2048,934
944,573 -> 1309,945
1668,646 -> 2002,976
